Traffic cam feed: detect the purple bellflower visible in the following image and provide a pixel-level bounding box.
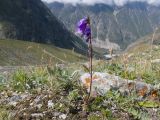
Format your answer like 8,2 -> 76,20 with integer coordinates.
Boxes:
76,17 -> 93,104
76,17 -> 91,42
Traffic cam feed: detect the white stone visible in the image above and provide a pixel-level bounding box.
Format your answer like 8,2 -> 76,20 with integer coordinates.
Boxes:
59,114 -> 67,119
30,102 -> 34,106
36,104 -> 43,109
8,101 -> 17,106
151,59 -> 160,63
48,100 -> 54,108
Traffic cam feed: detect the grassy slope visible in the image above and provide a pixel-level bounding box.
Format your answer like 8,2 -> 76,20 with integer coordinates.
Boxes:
126,28 -> 160,52
109,30 -> 160,84
0,39 -> 86,66
119,28 -> 160,62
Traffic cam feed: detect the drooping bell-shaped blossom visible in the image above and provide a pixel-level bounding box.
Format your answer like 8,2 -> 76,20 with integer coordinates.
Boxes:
76,17 -> 88,34
84,24 -> 91,42
76,17 -> 91,42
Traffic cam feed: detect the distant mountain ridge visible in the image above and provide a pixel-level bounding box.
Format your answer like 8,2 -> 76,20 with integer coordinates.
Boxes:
0,0 -> 87,53
47,2 -> 160,50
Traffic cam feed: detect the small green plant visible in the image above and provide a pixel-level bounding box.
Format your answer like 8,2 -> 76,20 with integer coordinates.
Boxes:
103,90 -> 150,120
48,66 -> 75,92
88,114 -> 102,120
11,68 -> 49,92
0,106 -> 11,120
0,74 -> 6,91
88,96 -> 104,111
68,89 -> 79,101
11,70 -> 29,92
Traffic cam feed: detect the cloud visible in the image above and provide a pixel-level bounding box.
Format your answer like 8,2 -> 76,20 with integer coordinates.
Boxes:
42,0 -> 160,6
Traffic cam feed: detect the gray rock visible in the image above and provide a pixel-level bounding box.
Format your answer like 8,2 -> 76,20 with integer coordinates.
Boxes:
80,72 -> 154,96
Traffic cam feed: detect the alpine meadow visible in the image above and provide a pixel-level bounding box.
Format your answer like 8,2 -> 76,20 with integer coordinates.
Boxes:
0,0 -> 159,120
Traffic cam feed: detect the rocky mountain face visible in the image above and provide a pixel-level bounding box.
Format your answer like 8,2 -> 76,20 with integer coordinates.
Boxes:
0,0 -> 87,52
47,2 -> 160,50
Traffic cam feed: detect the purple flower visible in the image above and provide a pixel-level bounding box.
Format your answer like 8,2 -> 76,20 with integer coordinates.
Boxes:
76,17 -> 91,42
84,24 -> 91,42
77,17 -> 87,34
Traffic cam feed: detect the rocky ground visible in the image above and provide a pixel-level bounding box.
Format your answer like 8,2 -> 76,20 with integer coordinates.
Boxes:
0,67 -> 159,120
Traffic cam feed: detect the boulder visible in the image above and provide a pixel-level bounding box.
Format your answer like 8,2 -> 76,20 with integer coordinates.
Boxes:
80,72 -> 154,97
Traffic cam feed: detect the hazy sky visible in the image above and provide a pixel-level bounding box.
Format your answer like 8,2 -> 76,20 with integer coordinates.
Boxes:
42,0 -> 160,6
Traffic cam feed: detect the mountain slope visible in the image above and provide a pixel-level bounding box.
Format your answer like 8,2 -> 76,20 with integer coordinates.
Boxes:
0,0 -> 87,53
119,29 -> 160,75
126,28 -> 160,52
0,39 -> 86,66
47,2 -> 160,50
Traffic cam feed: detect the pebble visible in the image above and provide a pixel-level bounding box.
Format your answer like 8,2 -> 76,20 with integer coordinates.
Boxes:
8,101 -> 17,106
36,104 -> 43,109
48,100 -> 54,108
54,112 -> 60,117
151,59 -> 160,63
31,113 -> 43,118
59,114 -> 67,119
